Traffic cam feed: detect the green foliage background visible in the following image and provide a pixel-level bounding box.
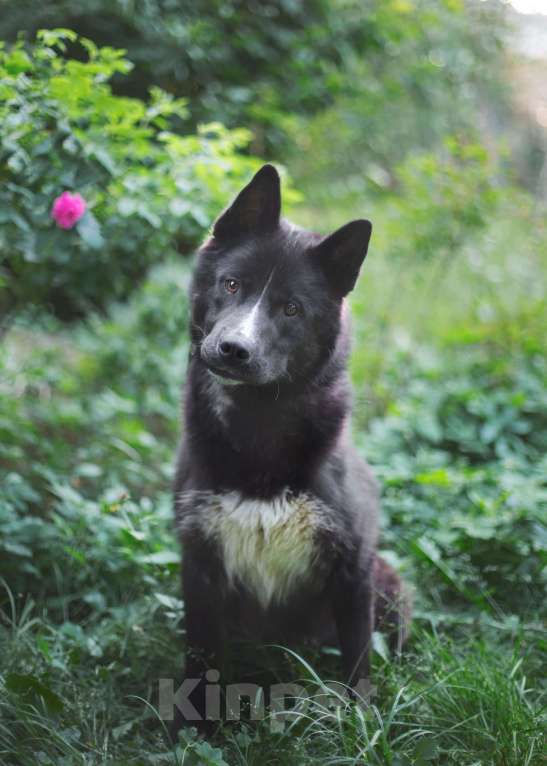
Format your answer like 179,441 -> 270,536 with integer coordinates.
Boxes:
0,0 -> 507,156
0,2 -> 545,764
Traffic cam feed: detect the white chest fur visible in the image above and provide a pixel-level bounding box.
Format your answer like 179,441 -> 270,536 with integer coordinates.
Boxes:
179,489 -> 320,608
214,492 -> 318,608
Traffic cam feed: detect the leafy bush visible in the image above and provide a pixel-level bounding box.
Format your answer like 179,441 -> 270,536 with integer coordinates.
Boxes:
0,0 -> 508,161
362,346 -> 547,616
385,138 -> 501,263
0,258 -> 190,599
0,29 -> 261,320
286,0 -> 508,200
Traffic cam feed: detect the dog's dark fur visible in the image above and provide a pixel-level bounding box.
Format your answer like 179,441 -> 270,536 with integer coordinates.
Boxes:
174,165 -> 410,729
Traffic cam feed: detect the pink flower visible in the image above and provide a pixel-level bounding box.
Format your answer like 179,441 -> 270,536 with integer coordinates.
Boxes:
51,191 -> 87,229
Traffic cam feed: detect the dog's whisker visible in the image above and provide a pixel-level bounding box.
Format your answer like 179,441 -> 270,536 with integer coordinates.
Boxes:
190,320 -> 207,339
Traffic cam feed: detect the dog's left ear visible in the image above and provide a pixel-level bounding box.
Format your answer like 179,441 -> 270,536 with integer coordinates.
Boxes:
311,219 -> 372,296
213,164 -> 281,240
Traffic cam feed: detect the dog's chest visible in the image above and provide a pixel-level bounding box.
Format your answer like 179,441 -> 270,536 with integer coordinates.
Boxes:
179,490 -> 326,608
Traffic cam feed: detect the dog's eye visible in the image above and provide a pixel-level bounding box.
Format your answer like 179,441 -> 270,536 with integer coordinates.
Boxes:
224,278 -> 239,294
284,301 -> 299,317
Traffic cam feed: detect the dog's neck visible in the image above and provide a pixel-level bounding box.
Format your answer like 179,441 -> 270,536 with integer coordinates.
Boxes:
185,329 -> 351,496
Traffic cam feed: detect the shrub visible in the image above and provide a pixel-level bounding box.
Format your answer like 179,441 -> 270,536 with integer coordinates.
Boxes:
0,258 -> 190,600
0,29 -> 262,320
385,138 -> 501,263
0,0 -> 509,164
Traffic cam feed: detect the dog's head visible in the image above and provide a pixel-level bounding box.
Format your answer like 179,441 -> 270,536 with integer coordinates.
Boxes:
191,165 -> 372,387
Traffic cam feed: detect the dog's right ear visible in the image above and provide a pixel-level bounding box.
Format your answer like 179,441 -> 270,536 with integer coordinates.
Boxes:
213,164 -> 281,241
311,219 -> 372,297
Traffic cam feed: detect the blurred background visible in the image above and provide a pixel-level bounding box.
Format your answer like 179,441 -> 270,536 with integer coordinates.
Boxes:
0,1 -> 545,763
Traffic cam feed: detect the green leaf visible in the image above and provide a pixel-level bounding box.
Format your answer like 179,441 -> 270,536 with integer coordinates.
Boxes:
194,740 -> 230,766
77,211 -> 104,250
154,592 -> 183,610
5,673 -> 64,713
139,550 -> 180,565
414,737 -> 439,761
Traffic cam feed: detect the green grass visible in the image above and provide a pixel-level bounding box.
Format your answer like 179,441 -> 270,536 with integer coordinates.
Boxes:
0,199 -> 546,764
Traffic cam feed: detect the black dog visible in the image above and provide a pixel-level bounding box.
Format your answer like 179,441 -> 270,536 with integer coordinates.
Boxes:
173,165 -> 410,729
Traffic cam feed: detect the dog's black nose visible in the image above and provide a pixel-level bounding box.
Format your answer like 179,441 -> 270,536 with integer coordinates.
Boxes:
218,338 -> 251,363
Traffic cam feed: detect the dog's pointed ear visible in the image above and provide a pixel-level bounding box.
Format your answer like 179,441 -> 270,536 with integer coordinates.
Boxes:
311,219 -> 372,296
213,164 -> 281,240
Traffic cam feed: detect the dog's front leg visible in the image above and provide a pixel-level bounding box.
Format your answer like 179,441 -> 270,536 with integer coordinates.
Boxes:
332,558 -> 373,700
172,546 -> 225,736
